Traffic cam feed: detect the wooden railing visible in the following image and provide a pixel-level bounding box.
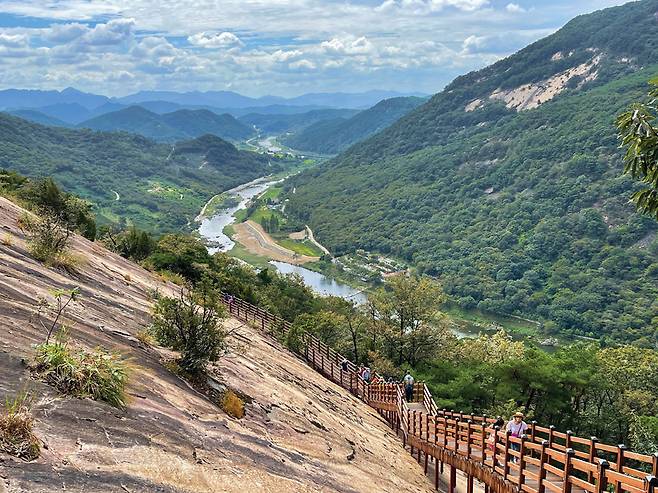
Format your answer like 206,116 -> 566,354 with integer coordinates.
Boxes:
221,295 -> 658,493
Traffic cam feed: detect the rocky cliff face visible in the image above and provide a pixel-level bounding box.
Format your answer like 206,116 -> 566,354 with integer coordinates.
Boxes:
0,196 -> 431,493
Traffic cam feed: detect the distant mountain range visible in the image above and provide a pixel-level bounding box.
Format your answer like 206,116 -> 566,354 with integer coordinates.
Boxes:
282,96 -> 426,154
77,106 -> 254,142
0,88 -> 428,126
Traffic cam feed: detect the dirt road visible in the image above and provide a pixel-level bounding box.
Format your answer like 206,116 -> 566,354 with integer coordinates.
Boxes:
233,220 -> 319,265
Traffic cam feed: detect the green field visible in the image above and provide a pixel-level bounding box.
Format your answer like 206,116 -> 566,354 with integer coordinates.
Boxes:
274,237 -> 323,257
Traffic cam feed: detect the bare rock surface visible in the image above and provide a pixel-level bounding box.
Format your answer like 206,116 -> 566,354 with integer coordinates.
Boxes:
0,196 -> 431,493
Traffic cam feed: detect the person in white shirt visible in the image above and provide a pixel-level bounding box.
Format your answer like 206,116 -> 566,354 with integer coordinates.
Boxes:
506,412 -> 528,461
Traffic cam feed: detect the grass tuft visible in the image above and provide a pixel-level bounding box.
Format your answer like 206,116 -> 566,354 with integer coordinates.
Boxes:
0,391 -> 40,460
34,335 -> 128,409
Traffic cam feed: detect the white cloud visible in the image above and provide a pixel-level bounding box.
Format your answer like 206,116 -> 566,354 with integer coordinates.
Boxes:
188,31 -> 243,48
506,3 -> 526,13
0,33 -> 28,48
289,59 -> 316,70
81,18 -> 135,46
43,23 -> 88,43
376,0 -> 489,14
321,36 -> 373,55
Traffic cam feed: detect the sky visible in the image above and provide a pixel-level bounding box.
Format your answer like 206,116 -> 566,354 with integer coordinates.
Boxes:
0,0 -> 631,97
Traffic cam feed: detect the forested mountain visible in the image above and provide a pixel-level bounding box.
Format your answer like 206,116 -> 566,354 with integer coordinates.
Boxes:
286,0 -> 658,344
239,108 -> 360,135
0,113 -> 277,232
6,109 -> 72,128
282,97 -> 426,154
79,106 -> 254,142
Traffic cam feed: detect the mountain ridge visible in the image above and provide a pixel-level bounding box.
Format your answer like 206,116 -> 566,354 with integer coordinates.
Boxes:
285,0 -> 658,344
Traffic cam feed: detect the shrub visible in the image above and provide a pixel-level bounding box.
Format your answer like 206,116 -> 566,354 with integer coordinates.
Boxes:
221,390 -> 245,419
34,335 -> 128,409
21,211 -> 71,263
1,233 -> 12,246
151,282 -> 226,375
0,391 -> 40,460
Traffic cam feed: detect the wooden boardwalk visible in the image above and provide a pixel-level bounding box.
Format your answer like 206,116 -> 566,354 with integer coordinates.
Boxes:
221,295 -> 658,493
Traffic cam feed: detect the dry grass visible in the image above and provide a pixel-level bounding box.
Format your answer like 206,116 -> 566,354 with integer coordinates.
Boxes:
1,233 -> 12,246
123,273 -> 132,283
45,251 -> 84,273
0,391 -> 40,461
136,329 -> 155,346
221,390 -> 245,419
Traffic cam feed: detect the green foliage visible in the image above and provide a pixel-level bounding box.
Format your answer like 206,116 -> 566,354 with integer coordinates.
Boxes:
0,390 -> 40,461
21,211 -> 72,263
100,225 -> 155,261
33,287 -> 80,344
150,282 -> 227,374
283,96 -> 426,154
0,114 -> 287,233
617,78 -> 658,219
287,63 -> 658,343
34,334 -> 128,409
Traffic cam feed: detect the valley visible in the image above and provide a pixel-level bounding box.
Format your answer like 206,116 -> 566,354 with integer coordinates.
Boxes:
2,2 -> 658,490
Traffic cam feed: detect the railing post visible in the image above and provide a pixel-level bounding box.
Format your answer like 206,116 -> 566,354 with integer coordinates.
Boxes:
645,476 -> 657,493
503,430 -> 511,479
455,417 -> 460,454
466,420 -> 472,458
596,459 -> 610,493
538,440 -> 548,493
548,425 -> 555,449
616,445 -> 627,493
481,422 -> 487,464
518,434 -> 527,489
492,425 -> 500,470
424,415 -> 430,473
563,448 -> 575,493
411,410 -> 416,455
588,436 -> 599,484
653,453 -> 658,478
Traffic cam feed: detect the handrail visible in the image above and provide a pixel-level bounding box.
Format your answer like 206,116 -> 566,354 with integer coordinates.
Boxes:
221,294 -> 658,493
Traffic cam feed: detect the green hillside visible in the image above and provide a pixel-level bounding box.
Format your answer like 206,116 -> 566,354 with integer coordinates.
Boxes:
282,97 -> 425,154
6,109 -> 72,128
79,106 -> 254,142
286,1 -> 658,345
0,114 -> 279,232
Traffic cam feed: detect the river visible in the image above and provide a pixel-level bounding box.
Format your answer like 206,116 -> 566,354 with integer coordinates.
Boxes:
197,177 -> 367,303
197,177 -> 282,254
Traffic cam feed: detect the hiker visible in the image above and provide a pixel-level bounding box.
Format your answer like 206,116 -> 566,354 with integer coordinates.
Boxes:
340,358 -> 349,372
506,412 -> 528,461
362,367 -> 371,383
487,416 -> 505,451
358,364 -> 365,380
403,371 -> 414,402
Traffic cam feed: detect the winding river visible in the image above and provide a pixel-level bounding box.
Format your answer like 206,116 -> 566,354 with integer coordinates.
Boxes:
197,177 -> 282,254
197,177 -> 366,303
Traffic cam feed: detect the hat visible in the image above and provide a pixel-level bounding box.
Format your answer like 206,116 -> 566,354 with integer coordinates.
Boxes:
513,412 -> 524,418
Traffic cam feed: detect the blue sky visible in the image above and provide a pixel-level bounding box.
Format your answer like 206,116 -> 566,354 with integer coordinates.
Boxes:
0,0 -> 631,97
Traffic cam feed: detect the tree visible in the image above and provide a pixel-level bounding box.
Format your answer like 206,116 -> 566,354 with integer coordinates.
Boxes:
151,281 -> 227,375
369,275 -> 452,367
617,79 -> 658,219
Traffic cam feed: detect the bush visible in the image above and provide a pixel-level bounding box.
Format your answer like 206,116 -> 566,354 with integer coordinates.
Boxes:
21,211 -> 71,263
221,390 -> 245,419
151,282 -> 227,375
34,335 -> 128,409
0,391 -> 40,460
